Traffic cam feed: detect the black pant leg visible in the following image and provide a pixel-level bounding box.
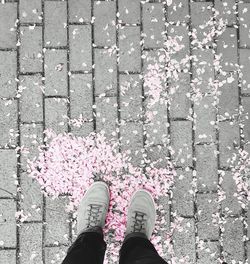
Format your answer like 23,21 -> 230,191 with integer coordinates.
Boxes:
119,234 -> 167,264
62,231 -> 106,264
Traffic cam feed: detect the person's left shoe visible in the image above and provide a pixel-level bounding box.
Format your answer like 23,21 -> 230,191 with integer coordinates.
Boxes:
77,181 -> 110,235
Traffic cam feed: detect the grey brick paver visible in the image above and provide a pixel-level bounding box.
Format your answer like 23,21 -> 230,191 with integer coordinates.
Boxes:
197,241 -> 219,264
167,0 -> 189,23
239,48 -> 250,94
214,0 -> 236,27
20,0 -> 42,24
242,97 -> 250,143
119,26 -> 141,72
197,193 -> 219,240
0,250 -> 16,264
20,26 -> 43,73
0,51 -> 17,98
94,2 -> 116,47
196,144 -> 218,192
44,1 -> 67,47
19,74 -> 43,122
0,3 -> 17,49
118,0 -> 140,24
45,246 -> 67,264
0,199 -> 16,247
68,0 -> 91,23
95,49 -> 117,95
45,49 -> 68,96
239,3 -> 250,48
20,223 -> 43,264
69,25 -> 92,72
142,3 -> 165,48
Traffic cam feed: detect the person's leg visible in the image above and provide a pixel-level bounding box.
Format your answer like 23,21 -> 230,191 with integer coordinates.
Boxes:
61,182 -> 110,264
62,227 -> 106,264
119,190 -> 167,264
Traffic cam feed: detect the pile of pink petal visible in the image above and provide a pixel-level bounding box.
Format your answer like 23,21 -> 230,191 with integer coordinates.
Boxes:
230,148 -> 250,209
27,129 -> 176,263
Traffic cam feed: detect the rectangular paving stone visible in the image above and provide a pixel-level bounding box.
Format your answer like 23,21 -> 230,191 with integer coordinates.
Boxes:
94,1 -> 116,47
0,51 -> 17,98
221,170 -> 241,215
167,0 -> 189,23
145,99 -> 169,146
173,218 -> 196,263
20,0 -> 42,23
239,3 -> 250,48
45,197 -> 69,245
0,3 -> 17,48
70,74 -> 93,121
214,0 -> 236,27
20,171 -> 43,222
194,95 -> 216,143
20,123 -> 43,170
95,49 -> 117,95
70,121 -> 94,138
20,223 -> 43,264
45,246 -> 67,264
219,121 -> 240,167
223,217 -> 244,263
69,0 -> 91,23
0,149 -> 17,197
142,3 -> 165,48
0,249 -> 16,264
95,96 -> 118,139
197,193 -> 219,240
69,25 -> 92,72
119,26 -> 141,72
19,74 -> 43,122
218,72 -> 239,117
170,120 -> 193,166
143,49 -> 166,96
196,144 -> 218,192
192,48 -> 214,94
45,98 -> 68,133
242,97 -> 250,143
168,24 -> 190,70
191,2 -> 213,46
0,199 -> 16,247
120,122 -> 143,166
0,99 -> 18,147
44,1 -> 67,47
146,144 -> 169,169
118,0 -> 140,24
197,241 -> 219,264
172,168 -> 194,217
45,49 -> 68,96
217,27 -> 237,71
120,74 -> 142,121
20,26 -> 42,72
169,72 -> 191,119
239,48 -> 250,94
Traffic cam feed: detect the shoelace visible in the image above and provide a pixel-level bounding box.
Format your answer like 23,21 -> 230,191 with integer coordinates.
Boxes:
86,204 -> 103,228
132,211 -> 147,233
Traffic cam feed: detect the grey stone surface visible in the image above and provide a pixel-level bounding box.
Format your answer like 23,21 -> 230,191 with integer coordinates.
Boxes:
0,3 -> 17,48
0,249 -> 16,264
19,74 -> 43,122
167,0 -> 189,23
214,0 -> 236,27
197,241 -> 219,264
239,3 -> 250,48
44,1 -> 67,47
0,51 -> 17,98
0,99 -> 18,147
142,3 -> 165,48
240,48 -> 250,94
20,26 -> 43,72
68,0 -> 91,23
19,0 -> 42,23
242,97 -> 250,143
45,246 -> 67,264
196,144 -> 218,192
45,49 -> 68,96
94,1 -> 116,47
119,26 -> 141,72
0,199 -> 16,247
20,223 -> 43,264
69,25 -> 92,72
118,0 -> 140,24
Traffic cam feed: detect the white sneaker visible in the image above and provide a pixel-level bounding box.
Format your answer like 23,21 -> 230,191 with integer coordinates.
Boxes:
77,181 -> 110,235
125,190 -> 156,239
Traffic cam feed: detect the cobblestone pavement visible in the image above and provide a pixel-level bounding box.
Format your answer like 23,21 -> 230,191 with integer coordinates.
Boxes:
1,0 -> 250,263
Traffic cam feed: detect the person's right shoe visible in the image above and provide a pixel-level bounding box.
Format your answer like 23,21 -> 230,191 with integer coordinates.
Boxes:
125,190 -> 156,239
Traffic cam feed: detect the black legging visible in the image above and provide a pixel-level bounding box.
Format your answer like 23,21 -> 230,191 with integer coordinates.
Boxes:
62,229 -> 167,264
